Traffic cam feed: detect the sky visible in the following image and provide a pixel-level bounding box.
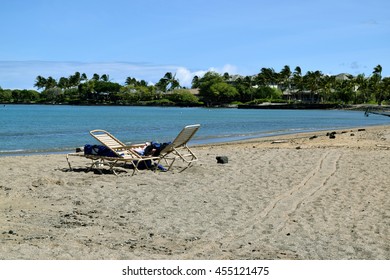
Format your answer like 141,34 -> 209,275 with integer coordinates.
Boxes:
0,0 -> 389,90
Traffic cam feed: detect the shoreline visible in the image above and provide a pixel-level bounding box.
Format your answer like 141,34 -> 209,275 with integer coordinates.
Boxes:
202,124 -> 390,148
3,104 -> 390,157
2,101 -> 390,110
2,123 -> 390,157
1,124 -> 389,259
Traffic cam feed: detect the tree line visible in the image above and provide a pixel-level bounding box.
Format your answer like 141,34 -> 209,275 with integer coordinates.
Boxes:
0,65 -> 389,106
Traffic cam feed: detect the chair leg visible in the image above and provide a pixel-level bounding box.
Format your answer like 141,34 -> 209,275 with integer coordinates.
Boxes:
131,161 -> 139,176
156,156 -> 175,172
66,154 -> 73,170
90,159 -> 104,174
180,162 -> 193,172
167,158 -> 176,171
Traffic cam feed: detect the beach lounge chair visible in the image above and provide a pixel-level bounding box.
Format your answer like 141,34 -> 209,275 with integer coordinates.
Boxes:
157,124 -> 200,171
66,130 -> 159,175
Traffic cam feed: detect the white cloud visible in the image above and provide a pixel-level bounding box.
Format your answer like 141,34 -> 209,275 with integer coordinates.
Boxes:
222,64 -> 238,74
174,67 -> 211,87
207,64 -> 238,76
173,64 -> 239,87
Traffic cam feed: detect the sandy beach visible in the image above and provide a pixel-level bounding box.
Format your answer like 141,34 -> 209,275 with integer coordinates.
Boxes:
1,125 -> 389,260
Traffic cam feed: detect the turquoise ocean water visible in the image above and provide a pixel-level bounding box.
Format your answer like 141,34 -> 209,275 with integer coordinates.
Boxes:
0,104 -> 389,156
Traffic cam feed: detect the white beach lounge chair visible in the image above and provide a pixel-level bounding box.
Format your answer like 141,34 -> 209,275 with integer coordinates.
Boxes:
157,124 -> 200,171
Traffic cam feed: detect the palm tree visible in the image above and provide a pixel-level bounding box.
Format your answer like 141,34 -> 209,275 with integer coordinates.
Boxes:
139,80 -> 148,87
278,65 -> 292,99
292,66 -> 303,101
381,77 -> 390,103
354,74 -> 368,103
303,70 -> 322,103
92,73 -> 100,81
256,67 -> 277,86
45,76 -> 57,90
191,75 -> 200,88
34,75 -> 47,90
373,64 -> 382,77
371,64 -> 383,104
125,77 -> 137,86
157,72 -> 180,93
336,78 -> 356,103
69,72 -> 81,87
101,74 -> 110,82
58,77 -> 69,90
319,75 -> 335,103
81,73 -> 88,83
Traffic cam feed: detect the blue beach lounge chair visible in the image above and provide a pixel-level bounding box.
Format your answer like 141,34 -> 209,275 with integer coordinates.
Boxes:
66,130 -> 159,175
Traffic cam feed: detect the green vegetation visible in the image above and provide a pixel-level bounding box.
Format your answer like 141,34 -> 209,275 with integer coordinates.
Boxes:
1,65 -> 389,106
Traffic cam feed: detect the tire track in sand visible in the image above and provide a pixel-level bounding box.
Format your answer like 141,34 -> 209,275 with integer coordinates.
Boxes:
259,150 -> 341,232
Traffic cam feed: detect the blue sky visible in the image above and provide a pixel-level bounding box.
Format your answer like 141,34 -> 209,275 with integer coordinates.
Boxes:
1,0 -> 389,89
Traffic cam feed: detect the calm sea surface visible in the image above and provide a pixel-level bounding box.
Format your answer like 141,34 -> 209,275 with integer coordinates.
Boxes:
0,104 -> 389,155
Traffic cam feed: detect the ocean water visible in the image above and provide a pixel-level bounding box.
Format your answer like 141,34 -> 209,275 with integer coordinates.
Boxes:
0,104 -> 389,155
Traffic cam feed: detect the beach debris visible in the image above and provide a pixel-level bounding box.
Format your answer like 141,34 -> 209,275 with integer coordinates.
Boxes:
185,236 -> 200,242
271,140 -> 288,144
327,131 -> 336,139
376,144 -> 390,150
216,156 -> 228,164
3,230 -> 16,235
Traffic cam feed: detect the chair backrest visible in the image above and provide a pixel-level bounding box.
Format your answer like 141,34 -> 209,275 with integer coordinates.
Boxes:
90,129 -> 140,158
90,129 -> 125,148
161,124 -> 200,153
